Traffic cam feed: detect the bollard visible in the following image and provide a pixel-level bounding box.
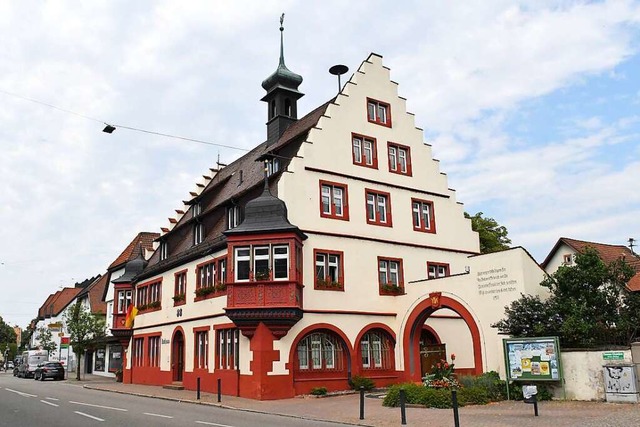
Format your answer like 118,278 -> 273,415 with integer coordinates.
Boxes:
197,377 -> 201,400
451,389 -> 460,427
399,388 -> 407,425
533,395 -> 538,417
217,378 -> 222,402
359,386 -> 365,420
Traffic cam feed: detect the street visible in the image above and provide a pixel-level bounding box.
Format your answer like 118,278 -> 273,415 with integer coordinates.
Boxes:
0,372 -> 350,427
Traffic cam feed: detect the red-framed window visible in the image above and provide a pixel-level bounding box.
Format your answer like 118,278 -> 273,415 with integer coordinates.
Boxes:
216,328 -> 239,370
196,260 -> 215,291
174,270 -> 187,306
194,327 -> 209,370
365,189 -> 392,227
367,98 -> 391,127
378,256 -> 404,295
412,198 -> 436,233
352,133 -> 378,169
427,262 -> 450,279
314,249 -> 344,290
148,335 -> 160,367
233,244 -> 290,282
319,180 -> 349,221
195,256 -> 227,299
296,331 -> 347,372
136,279 -> 162,311
360,330 -> 394,370
388,142 -> 411,176
132,337 -> 144,367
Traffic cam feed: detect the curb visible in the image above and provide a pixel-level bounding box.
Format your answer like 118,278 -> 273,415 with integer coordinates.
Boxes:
83,384 -> 373,426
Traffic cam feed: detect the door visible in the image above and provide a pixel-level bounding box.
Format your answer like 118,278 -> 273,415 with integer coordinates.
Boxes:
172,331 -> 184,382
419,329 -> 446,377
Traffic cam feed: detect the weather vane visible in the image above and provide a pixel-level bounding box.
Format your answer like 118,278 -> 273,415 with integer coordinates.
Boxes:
280,13 -> 285,31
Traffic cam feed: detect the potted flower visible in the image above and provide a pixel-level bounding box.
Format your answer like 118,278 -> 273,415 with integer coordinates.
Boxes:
115,368 -> 123,382
254,270 -> 270,281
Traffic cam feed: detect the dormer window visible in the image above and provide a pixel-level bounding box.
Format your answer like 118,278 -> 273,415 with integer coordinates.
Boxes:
193,223 -> 204,246
159,241 -> 168,261
227,206 -> 242,230
193,202 -> 202,217
367,98 -> 391,127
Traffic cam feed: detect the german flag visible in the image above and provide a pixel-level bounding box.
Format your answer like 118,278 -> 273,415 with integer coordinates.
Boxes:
124,304 -> 138,328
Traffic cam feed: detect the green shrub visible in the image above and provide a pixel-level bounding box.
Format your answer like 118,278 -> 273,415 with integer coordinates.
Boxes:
458,371 -> 507,401
457,386 -> 490,405
422,388 -> 453,408
310,387 -> 327,396
383,383 -> 424,407
508,382 -> 554,401
349,375 -> 376,391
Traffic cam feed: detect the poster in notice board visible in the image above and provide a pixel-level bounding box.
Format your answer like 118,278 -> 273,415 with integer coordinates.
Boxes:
503,336 -> 562,382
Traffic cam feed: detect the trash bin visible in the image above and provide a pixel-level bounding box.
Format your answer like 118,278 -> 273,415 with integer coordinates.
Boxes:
522,385 -> 538,404
603,365 -> 638,403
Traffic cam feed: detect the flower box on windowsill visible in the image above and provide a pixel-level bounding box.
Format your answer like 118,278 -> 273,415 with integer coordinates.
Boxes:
315,278 -> 344,291
173,294 -> 186,306
379,283 -> 404,296
138,301 -> 162,313
253,271 -> 271,282
194,285 -> 225,302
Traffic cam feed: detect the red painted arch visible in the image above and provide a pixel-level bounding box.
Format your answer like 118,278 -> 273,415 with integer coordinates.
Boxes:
354,323 -> 398,375
420,325 -> 442,344
402,295 -> 482,381
287,323 -> 354,369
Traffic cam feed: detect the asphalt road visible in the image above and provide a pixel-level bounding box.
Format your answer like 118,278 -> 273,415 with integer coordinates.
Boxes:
0,373 -> 351,427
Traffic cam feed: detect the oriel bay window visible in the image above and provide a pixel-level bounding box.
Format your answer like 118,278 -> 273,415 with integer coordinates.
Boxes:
234,244 -> 290,282
366,189 -> 392,227
352,133 -> 378,168
360,330 -> 394,370
412,198 -> 436,233
320,180 -> 349,221
367,98 -> 391,127
378,257 -> 404,294
314,249 -> 344,290
388,142 -> 411,175
117,290 -> 132,314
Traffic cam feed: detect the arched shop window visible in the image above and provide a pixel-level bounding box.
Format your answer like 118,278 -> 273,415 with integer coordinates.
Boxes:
296,332 -> 346,371
360,330 -> 394,370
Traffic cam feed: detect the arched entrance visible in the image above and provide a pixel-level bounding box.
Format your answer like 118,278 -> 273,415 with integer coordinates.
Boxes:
172,329 -> 185,382
403,293 -> 483,381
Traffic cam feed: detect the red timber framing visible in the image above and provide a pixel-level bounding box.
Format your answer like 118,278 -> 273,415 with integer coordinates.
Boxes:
402,294 -> 483,381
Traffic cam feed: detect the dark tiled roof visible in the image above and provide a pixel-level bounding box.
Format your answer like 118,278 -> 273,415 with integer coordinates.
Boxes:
108,232 -> 159,270
78,274 -> 109,315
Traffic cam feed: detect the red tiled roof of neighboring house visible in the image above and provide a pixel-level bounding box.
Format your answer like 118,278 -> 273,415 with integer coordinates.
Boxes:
38,292 -> 60,319
541,237 -> 640,291
87,274 -> 108,314
108,232 -> 160,270
50,287 -> 82,316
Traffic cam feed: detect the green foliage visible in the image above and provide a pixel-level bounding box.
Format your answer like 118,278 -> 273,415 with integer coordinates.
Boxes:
383,383 -> 491,408
508,382 -> 554,401
349,375 -> 376,391
0,316 -> 17,347
492,248 -> 637,348
464,212 -> 511,254
457,387 -> 490,405
36,326 -> 57,352
63,302 -> 106,380
459,371 -> 507,401
310,387 -> 327,396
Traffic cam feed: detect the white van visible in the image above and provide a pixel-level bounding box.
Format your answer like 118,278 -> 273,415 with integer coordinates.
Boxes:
18,350 -> 49,378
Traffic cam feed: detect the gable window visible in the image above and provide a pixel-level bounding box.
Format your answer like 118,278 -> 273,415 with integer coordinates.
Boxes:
366,189 -> 392,227
367,98 -> 391,127
159,241 -> 168,261
388,142 -> 411,175
194,330 -> 209,370
352,133 -> 378,168
563,254 -> 574,265
427,262 -> 449,279
320,180 -> 349,221
217,328 -> 239,370
148,336 -> 160,367
174,270 -> 187,305
234,244 -> 290,282
412,199 -> 436,233
227,206 -> 242,230
378,257 -> 404,294
193,223 -> 204,245
314,249 -> 344,290
360,330 -> 393,370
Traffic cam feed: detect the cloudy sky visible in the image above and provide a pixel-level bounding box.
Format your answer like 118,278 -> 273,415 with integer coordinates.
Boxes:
1,1 -> 639,329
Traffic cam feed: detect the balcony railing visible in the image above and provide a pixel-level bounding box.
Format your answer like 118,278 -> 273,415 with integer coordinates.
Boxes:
226,280 -> 303,309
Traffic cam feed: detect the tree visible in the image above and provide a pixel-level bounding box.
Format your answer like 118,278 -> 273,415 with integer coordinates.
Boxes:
36,326 -> 58,353
465,211 -> 511,254
492,248 -> 636,348
63,302 -> 106,380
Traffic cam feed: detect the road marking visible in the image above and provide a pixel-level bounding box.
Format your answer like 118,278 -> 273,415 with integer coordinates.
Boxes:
69,401 -> 128,412
74,411 -> 104,422
41,400 -> 59,407
195,421 -> 235,427
144,412 -> 174,419
5,388 -> 37,398
46,397 -> 60,401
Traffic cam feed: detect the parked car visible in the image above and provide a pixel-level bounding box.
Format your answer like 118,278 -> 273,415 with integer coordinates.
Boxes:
6,361 -> 14,370
34,362 -> 65,381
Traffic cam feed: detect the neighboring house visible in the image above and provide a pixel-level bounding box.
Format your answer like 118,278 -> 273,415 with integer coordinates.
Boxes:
541,237 -> 640,291
108,28 -> 548,400
75,273 -> 110,375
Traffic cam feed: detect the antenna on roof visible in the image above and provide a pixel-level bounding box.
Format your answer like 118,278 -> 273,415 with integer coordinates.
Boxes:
329,64 -> 349,94
629,238 -> 636,255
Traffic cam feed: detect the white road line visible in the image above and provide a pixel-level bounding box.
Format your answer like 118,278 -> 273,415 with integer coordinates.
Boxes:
195,421 -> 235,427
69,401 -> 128,412
40,400 -> 59,407
144,412 -> 174,419
46,397 -> 60,401
74,411 -> 104,422
5,388 -> 37,398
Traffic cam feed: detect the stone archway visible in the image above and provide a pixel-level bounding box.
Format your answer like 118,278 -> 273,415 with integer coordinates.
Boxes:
402,293 -> 483,381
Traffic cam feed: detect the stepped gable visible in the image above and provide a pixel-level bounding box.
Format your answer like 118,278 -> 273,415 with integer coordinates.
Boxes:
108,232 -> 159,269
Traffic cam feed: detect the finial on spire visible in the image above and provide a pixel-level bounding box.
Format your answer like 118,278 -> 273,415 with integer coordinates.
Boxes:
279,13 -> 286,66
280,13 -> 285,30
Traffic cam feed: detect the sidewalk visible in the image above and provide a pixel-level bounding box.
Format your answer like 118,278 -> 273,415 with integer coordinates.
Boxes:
75,375 -> 640,427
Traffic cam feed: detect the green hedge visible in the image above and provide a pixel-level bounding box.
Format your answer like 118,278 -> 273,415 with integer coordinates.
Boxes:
382,383 -> 490,408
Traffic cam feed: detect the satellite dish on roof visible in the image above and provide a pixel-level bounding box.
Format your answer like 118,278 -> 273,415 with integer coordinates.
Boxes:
329,64 -> 349,94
